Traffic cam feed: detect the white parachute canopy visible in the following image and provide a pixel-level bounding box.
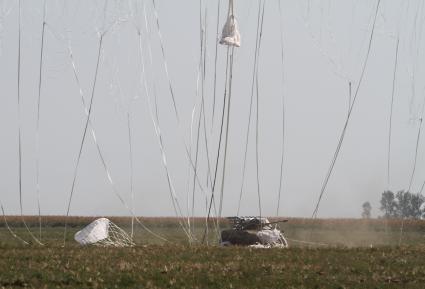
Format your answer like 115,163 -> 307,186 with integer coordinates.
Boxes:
74,218 -> 134,247
257,229 -> 282,244
220,1 -> 241,47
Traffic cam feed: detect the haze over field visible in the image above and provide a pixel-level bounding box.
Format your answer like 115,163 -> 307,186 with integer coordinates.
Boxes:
0,0 -> 424,218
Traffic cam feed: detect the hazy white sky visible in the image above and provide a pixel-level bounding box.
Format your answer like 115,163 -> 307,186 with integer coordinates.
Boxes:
0,0 -> 424,218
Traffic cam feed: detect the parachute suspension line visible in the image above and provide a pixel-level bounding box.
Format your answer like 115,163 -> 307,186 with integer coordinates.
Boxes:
216,47 -> 230,213
186,2 -> 202,235
212,48 -> 230,198
190,104 -> 203,240
64,1 -> 110,247
127,111 -> 134,239
69,10 -> 170,244
1,203 -> 28,245
188,0 -> 206,241
141,5 -> 209,214
70,30 -> 169,244
104,29 -> 137,241
35,0 -> 47,242
137,30 -> 191,242
276,0 -> 285,217
201,6 -> 214,193
419,180 -> 425,195
401,2 -> 425,245
151,0 -> 179,121
146,2 -> 211,204
407,116 -> 424,193
187,103 -> 196,236
201,0 -> 215,241
211,0 -> 221,129
407,91 -> 425,192
151,85 -> 191,241
202,92 -> 213,191
63,34 -> 104,246
204,0 -> 241,243
63,28 -> 169,244
387,38 -> 399,190
214,46 -> 236,240
202,47 -> 230,244
139,4 -> 192,241
236,0 -> 264,216
201,71 -> 218,242
255,0 -> 266,222
219,46 -> 236,220
400,115 -> 423,246
139,6 -> 193,242
312,0 -> 381,218
406,0 -> 423,122
229,0 -> 234,16
191,0 -> 214,241
347,82 -> 352,117
16,0 -> 43,246
190,65 -> 202,241
188,72 -> 216,242
141,4 -> 188,235
201,101 -> 218,241
404,0 -> 425,194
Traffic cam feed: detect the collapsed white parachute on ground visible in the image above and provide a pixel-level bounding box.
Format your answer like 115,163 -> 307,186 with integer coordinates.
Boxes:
257,229 -> 282,244
220,0 -> 241,47
74,218 -> 134,247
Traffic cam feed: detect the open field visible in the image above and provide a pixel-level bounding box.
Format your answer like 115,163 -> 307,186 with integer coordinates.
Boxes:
2,216 -> 425,247
1,217 -> 425,288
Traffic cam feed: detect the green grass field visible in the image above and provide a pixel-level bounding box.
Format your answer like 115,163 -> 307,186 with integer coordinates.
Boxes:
1,217 -> 424,288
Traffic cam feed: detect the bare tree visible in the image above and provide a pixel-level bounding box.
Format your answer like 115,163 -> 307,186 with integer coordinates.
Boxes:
361,201 -> 372,219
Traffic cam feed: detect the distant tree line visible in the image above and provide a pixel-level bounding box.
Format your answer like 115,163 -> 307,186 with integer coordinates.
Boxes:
380,190 -> 425,219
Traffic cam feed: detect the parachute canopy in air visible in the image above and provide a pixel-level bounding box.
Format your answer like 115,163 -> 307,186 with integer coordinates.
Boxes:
220,1 -> 240,47
220,14 -> 241,47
